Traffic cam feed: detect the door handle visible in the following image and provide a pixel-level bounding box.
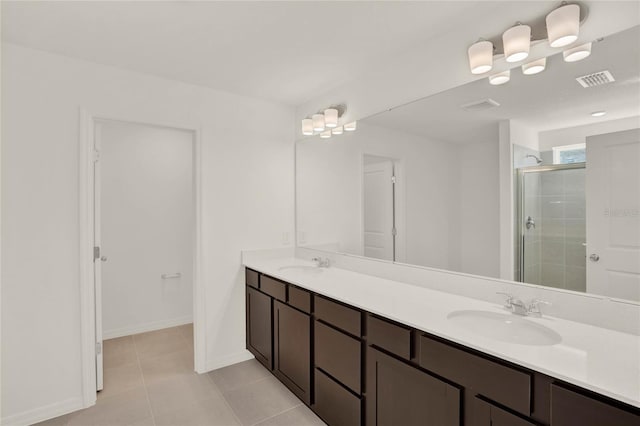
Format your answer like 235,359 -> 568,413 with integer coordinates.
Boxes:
589,254 -> 600,262
100,256 -> 108,262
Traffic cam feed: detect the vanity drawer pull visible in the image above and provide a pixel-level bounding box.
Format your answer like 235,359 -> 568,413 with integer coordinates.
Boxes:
367,314 -> 412,360
260,275 -> 286,301
419,335 -> 531,416
287,285 -> 311,313
315,321 -> 361,394
315,295 -> 361,336
245,268 -> 260,289
314,368 -> 361,426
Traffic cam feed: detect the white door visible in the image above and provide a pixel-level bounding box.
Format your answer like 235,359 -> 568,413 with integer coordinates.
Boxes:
586,128 -> 640,301
94,122 -> 104,391
363,158 -> 395,260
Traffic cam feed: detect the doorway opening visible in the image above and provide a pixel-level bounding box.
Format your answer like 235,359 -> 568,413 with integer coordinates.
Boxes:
79,112 -> 204,406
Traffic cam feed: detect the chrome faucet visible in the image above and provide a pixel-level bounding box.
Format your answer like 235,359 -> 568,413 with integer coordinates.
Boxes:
497,292 -> 551,317
311,257 -> 330,268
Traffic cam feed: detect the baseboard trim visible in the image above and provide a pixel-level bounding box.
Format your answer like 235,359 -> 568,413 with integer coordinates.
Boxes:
103,315 -> 193,339
203,350 -> 254,373
1,396 -> 85,426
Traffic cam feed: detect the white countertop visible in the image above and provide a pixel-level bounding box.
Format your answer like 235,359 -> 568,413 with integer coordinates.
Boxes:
243,256 -> 640,408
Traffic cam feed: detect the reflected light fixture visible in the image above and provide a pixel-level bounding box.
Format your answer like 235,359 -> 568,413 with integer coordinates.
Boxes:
563,42 -> 591,62
324,108 -> 338,128
332,126 -> 344,135
489,70 -> 510,85
591,111 -> 606,117
468,40 -> 494,74
522,57 -> 546,75
546,3 -> 580,48
503,23 -> 531,62
344,121 -> 357,132
301,118 -> 314,136
320,130 -> 332,139
312,114 -> 325,132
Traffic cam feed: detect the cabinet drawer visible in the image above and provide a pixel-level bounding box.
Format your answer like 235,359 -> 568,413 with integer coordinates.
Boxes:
287,285 -> 311,313
315,295 -> 361,336
315,368 -> 361,426
315,321 -> 361,394
367,314 -> 411,360
551,383 -> 640,426
260,275 -> 286,301
420,335 -> 531,416
245,268 -> 259,289
474,397 -> 535,426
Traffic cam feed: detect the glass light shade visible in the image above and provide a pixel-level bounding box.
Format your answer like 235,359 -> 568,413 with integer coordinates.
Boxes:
344,121 -> 357,132
320,130 -> 332,139
312,114 -> 325,132
563,42 -> 591,62
301,118 -> 314,135
522,57 -> 546,75
503,24 -> 531,63
546,4 -> 580,48
332,126 -> 343,135
489,70 -> 510,85
324,108 -> 339,128
468,40 -> 493,74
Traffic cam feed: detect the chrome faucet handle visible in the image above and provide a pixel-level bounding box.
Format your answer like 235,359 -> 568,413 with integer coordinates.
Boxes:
496,292 -> 514,309
527,299 -> 552,317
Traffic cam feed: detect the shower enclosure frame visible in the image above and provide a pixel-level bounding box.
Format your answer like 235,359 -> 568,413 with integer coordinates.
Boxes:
515,162 -> 586,283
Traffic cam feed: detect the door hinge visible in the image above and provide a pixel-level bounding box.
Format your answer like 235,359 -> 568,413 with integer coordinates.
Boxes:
95,342 -> 102,355
92,150 -> 101,162
391,175 -> 396,184
93,246 -> 100,261
392,227 -> 397,236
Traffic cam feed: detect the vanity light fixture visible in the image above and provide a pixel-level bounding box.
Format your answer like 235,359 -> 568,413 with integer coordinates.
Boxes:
312,114 -> 325,132
503,23 -> 531,63
563,42 -> 592,62
546,3 -> 580,48
332,126 -> 344,135
344,121 -> 357,132
489,70 -> 510,85
320,130 -> 332,139
324,108 -> 339,128
591,111 -> 606,117
301,118 -> 314,136
522,57 -> 546,75
468,40 -> 494,74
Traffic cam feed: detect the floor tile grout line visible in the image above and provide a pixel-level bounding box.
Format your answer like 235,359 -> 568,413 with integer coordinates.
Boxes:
133,333 -> 157,426
248,403 -> 305,426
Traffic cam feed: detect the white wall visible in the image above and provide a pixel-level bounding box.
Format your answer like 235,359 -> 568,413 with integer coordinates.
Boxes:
538,115 -> 640,151
99,121 -> 194,338
1,43 -> 294,424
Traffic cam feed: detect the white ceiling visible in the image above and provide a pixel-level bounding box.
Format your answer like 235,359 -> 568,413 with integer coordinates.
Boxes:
1,0 -> 496,106
365,25 -> 640,145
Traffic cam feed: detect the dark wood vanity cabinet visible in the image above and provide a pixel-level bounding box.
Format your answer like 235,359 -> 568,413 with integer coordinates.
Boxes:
273,300 -> 311,405
245,268 -> 640,426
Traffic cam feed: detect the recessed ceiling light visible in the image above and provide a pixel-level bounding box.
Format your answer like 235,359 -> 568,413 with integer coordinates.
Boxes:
591,111 -> 606,117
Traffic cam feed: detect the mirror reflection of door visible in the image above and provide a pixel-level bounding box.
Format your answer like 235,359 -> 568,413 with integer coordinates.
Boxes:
363,155 -> 396,261
586,129 -> 640,300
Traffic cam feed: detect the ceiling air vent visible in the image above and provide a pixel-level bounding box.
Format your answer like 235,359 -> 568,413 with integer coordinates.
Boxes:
576,70 -> 615,88
460,98 -> 500,112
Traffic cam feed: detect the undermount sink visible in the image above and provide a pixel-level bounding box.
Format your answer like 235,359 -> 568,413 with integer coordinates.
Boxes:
447,310 -> 562,346
278,265 -> 323,273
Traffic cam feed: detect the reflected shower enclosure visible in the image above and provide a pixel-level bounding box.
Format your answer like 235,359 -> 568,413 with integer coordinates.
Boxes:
516,164 -> 586,291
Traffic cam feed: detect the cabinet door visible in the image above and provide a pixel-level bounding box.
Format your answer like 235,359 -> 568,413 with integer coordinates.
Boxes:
274,301 -> 311,405
551,384 -> 640,426
366,347 -> 461,426
473,397 -> 535,426
246,286 -> 272,369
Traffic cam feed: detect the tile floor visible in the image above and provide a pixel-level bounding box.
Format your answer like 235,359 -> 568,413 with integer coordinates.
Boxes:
35,324 -> 325,426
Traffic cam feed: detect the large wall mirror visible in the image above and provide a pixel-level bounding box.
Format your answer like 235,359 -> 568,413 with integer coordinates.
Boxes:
296,25 -> 640,302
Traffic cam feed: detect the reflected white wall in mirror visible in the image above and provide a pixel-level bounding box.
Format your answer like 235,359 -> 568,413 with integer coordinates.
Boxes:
296,26 -> 640,301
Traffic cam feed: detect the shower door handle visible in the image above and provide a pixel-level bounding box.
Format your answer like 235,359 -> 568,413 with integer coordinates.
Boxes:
525,216 -> 535,230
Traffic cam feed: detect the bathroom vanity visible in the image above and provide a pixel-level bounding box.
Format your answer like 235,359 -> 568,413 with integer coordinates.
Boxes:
243,261 -> 639,426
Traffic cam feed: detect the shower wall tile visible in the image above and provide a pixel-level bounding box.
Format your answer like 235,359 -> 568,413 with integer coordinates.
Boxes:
565,196 -> 586,218
565,218 -> 586,238
541,218 -> 565,238
541,172 -> 564,196
565,266 -> 587,292
542,237 -> 565,265
541,263 -> 565,289
564,168 -> 586,195
565,238 -> 587,267
541,196 -> 565,218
